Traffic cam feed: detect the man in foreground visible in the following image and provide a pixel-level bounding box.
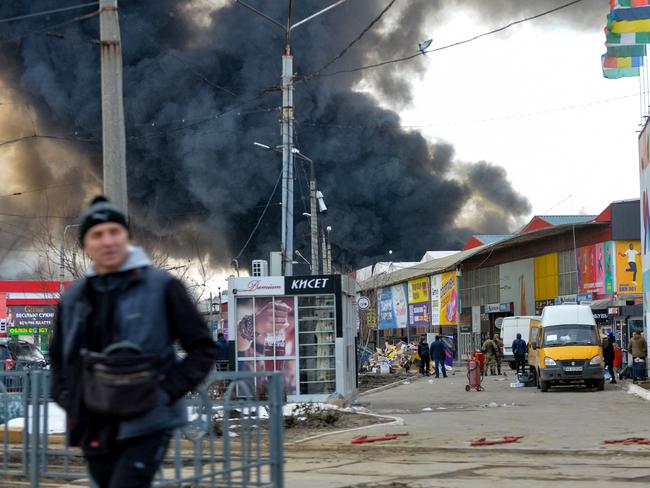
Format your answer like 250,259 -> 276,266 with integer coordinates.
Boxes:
50,196 -> 218,488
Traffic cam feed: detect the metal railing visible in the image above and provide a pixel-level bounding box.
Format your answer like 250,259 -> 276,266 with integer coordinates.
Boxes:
1,369 -> 285,487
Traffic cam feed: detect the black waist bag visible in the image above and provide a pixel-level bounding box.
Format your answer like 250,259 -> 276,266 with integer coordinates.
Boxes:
82,341 -> 161,418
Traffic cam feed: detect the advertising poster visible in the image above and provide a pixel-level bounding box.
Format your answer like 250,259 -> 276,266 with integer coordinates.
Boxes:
378,284 -> 408,330
577,243 -> 606,295
235,296 -> 297,395
7,305 -> 55,336
407,277 -> 430,303
604,241 -> 616,294
616,240 -> 643,294
440,272 -> 458,326
499,259 -> 535,316
640,119 -> 650,315
430,275 -> 441,326
408,301 -> 431,327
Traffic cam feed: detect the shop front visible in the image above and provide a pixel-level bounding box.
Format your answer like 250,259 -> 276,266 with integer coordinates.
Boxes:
482,302 -> 513,338
228,275 -> 357,402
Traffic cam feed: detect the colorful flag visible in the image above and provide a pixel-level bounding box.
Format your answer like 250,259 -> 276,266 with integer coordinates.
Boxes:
603,54 -> 644,67
602,54 -> 642,78
610,1 -> 650,9
610,18 -> 650,33
607,44 -> 647,57
612,6 -> 650,21
606,30 -> 650,45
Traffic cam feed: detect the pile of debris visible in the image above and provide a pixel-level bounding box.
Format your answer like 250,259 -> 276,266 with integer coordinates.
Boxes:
364,341 -> 419,373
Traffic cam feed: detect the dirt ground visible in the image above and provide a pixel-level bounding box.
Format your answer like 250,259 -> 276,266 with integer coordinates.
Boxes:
283,406 -> 395,442
357,371 -> 418,392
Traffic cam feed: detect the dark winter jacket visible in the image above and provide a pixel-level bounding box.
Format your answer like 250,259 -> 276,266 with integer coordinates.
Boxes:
216,336 -> 229,362
50,246 -> 218,447
512,338 -> 527,357
430,339 -> 446,360
603,338 -> 615,363
418,342 -> 430,359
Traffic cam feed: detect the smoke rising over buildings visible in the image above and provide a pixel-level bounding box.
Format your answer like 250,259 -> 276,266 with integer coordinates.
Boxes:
0,0 -> 593,273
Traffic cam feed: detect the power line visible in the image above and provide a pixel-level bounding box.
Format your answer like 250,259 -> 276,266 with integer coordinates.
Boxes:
297,92 -> 643,131
0,183 -> 79,198
0,2 -> 98,25
233,170 -> 283,262
299,0 -> 397,83
0,133 -> 99,148
309,0 -> 585,80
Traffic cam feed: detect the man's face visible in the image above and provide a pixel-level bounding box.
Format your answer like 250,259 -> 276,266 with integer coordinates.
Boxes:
83,222 -> 129,274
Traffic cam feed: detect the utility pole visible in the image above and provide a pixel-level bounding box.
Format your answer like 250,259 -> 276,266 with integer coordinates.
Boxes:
100,0 -> 128,215
281,45 -> 294,276
326,227 -> 332,274
321,230 -> 328,274
237,0 -> 350,277
309,158 -> 319,275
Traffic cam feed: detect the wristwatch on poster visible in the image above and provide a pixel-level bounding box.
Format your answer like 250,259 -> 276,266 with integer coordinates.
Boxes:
238,315 -> 254,341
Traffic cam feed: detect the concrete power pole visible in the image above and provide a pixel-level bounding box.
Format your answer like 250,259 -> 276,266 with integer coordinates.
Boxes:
100,0 -> 128,215
281,50 -> 294,276
309,159 -> 319,275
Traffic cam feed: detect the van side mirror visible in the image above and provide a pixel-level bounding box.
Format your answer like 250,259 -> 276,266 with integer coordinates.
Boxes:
531,342 -> 537,350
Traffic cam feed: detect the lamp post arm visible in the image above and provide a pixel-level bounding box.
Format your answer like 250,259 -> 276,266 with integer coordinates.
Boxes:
291,0 -> 350,30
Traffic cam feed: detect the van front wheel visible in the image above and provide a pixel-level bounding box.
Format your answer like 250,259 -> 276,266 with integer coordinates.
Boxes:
540,379 -> 550,392
596,379 -> 605,391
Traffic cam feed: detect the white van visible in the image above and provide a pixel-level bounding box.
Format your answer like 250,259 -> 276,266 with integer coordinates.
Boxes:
501,316 -> 540,369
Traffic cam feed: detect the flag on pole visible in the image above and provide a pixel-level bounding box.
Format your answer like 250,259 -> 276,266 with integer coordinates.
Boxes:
607,44 -> 647,57
602,54 -> 642,78
607,30 -> 650,45
610,1 -> 650,9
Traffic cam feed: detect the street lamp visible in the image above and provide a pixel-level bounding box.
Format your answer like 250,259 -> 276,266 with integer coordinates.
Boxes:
294,250 -> 311,270
255,142 -> 323,275
238,0 -> 351,277
60,224 -> 81,294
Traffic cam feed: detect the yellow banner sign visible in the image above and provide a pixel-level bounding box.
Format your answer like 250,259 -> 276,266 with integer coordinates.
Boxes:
408,277 -> 430,303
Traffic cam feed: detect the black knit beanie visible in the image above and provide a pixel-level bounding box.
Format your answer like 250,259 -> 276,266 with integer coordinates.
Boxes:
78,196 -> 129,245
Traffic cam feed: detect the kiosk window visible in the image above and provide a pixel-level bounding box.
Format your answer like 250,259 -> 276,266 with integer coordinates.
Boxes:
298,295 -> 336,395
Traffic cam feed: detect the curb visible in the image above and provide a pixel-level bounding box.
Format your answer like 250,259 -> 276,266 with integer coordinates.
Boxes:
359,376 -> 421,397
287,443 -> 650,458
627,383 -> 650,401
286,411 -> 404,445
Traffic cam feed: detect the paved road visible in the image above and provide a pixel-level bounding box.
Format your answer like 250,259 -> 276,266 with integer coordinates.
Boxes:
284,370 -> 650,487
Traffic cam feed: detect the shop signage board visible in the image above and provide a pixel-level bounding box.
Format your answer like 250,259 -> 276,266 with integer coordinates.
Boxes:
7,305 -> 55,334
285,276 -> 335,294
430,275 -> 441,326
231,277 -> 285,296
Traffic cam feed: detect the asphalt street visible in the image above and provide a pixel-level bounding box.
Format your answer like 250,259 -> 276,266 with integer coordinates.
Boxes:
284,369 -> 650,487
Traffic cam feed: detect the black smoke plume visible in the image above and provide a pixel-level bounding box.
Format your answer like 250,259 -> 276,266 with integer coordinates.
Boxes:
0,0 -> 572,274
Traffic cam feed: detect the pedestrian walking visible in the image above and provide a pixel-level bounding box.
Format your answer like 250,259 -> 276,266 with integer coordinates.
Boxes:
418,338 -> 430,376
430,336 -> 447,378
482,336 -> 498,376
494,334 -> 504,375
511,333 -> 527,376
630,331 -> 647,382
50,196 -> 219,488
215,332 -> 229,371
603,332 -> 617,384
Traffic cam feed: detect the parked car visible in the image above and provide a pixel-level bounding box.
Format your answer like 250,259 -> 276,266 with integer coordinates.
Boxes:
0,339 -> 47,371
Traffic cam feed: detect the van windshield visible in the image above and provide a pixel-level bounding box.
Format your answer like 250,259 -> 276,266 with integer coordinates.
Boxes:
542,324 -> 599,347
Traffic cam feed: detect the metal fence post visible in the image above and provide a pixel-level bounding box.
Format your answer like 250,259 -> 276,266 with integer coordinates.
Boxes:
269,373 -> 284,488
29,371 -> 41,488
